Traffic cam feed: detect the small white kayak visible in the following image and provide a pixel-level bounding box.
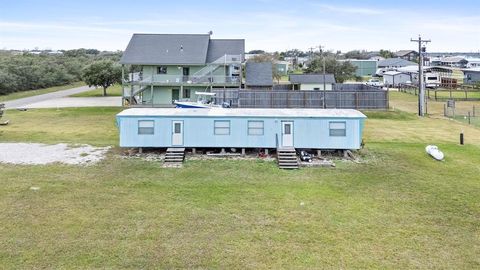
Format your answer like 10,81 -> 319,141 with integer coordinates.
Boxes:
425,145 -> 444,161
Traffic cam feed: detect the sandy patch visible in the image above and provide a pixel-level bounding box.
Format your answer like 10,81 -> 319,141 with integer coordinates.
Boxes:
0,143 -> 110,165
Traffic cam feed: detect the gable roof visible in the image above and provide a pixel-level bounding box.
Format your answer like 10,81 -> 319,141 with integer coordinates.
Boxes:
120,34 -> 245,65
206,39 -> 245,63
442,56 -> 467,63
377,58 -> 416,67
289,74 -> 336,84
245,62 -> 273,86
120,34 -> 210,65
395,50 -> 418,57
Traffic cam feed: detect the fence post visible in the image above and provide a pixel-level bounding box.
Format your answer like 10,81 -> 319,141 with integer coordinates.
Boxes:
473,106 -> 476,117
386,90 -> 390,110
355,92 -> 359,109
468,112 -> 471,125
435,90 -> 437,101
444,104 -> 447,117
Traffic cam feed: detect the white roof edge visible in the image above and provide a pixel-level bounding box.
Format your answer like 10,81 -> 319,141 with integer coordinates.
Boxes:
117,108 -> 367,118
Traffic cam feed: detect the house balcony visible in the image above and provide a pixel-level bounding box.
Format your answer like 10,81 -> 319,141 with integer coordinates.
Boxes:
125,73 -> 241,86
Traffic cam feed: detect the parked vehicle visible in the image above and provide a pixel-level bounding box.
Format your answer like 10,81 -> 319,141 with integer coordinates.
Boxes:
425,73 -> 440,88
365,79 -> 384,87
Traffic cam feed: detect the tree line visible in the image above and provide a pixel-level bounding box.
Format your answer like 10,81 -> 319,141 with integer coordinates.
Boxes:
0,49 -> 121,95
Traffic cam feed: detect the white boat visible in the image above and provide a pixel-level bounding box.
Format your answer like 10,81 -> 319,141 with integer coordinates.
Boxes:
425,145 -> 444,161
174,92 -> 226,109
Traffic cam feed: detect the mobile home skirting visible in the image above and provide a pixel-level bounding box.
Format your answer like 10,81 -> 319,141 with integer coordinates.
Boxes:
116,108 -> 366,149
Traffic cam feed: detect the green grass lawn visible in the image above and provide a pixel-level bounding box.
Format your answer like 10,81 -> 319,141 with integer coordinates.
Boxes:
0,82 -> 85,102
69,84 -> 122,97
1,102 -> 480,268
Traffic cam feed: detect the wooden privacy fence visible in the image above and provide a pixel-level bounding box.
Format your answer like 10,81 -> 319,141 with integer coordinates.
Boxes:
213,89 -> 388,110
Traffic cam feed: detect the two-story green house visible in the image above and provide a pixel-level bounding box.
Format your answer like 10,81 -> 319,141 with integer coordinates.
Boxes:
120,33 -> 245,106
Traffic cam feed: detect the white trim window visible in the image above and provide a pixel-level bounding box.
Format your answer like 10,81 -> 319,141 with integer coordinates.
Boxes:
248,120 -> 264,135
329,121 -> 346,137
214,120 -> 230,135
138,120 -> 154,135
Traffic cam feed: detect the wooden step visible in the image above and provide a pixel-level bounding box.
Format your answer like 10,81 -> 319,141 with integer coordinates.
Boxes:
164,148 -> 185,167
276,147 -> 298,169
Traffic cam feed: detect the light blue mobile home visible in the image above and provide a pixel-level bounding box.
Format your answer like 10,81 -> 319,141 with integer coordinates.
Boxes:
116,109 -> 366,150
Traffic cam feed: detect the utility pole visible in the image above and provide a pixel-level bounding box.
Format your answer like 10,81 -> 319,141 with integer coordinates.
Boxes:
411,35 -> 431,116
317,45 -> 327,108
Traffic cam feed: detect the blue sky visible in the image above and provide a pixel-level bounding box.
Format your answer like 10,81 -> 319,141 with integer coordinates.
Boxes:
1,0 -> 479,52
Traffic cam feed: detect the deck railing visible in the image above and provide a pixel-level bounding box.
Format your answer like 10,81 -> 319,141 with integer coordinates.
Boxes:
125,74 -> 240,85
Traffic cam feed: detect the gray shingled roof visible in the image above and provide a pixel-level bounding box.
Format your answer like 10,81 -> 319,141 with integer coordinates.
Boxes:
120,34 -> 245,65
377,58 -> 417,68
206,39 -> 245,62
245,62 -> 273,86
120,34 -> 209,65
289,74 -> 336,84
395,50 -> 417,57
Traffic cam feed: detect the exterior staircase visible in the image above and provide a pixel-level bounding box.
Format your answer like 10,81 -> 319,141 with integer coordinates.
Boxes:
277,147 -> 299,169
164,148 -> 185,167
191,54 -> 242,78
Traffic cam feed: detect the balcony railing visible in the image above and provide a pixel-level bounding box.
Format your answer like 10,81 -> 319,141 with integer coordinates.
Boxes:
125,74 -> 241,85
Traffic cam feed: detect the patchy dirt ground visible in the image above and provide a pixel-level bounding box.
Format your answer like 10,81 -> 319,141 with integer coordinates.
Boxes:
0,143 -> 110,165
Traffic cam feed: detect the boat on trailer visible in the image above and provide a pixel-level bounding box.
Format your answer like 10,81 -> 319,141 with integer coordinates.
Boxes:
174,92 -> 226,109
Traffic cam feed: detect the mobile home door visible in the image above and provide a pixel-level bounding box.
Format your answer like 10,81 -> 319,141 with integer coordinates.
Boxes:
172,121 -> 183,146
281,121 -> 294,147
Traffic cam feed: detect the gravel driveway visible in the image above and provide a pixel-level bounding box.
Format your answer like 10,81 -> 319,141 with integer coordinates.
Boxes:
0,143 -> 110,165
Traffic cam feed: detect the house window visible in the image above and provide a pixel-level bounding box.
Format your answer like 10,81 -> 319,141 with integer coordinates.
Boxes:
214,120 -> 230,135
248,121 -> 264,135
138,120 -> 154,135
157,66 -> 167,74
183,88 -> 191,99
329,121 -> 346,137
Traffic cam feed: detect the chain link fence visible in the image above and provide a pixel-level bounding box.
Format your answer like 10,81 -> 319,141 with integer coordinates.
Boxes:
444,100 -> 479,127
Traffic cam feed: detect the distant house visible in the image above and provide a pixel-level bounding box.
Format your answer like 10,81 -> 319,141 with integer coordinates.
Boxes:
395,50 -> 419,62
245,62 -> 273,89
466,58 -> 480,68
376,58 -> 417,76
289,74 -> 336,90
369,56 -> 385,61
383,71 -> 412,87
120,33 -> 245,106
344,60 -> 377,77
440,56 -> 468,68
463,68 -> 480,84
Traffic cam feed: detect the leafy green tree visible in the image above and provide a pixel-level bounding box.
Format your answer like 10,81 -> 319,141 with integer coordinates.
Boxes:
305,56 -> 357,83
344,50 -> 369,60
82,60 -> 121,96
379,49 -> 395,58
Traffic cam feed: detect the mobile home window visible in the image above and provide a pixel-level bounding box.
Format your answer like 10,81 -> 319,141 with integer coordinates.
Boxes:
248,121 -> 264,135
138,120 -> 154,135
157,66 -> 167,74
329,122 -> 346,137
214,120 -> 230,135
